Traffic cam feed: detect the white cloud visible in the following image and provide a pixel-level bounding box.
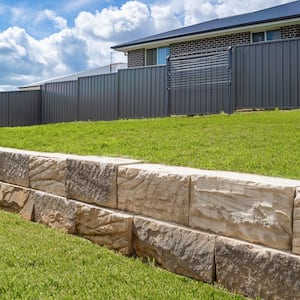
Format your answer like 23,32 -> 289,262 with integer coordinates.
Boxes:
73,1 -> 153,67
0,26 -> 88,87
167,0 -> 293,26
150,4 -> 181,31
183,0 -> 217,25
75,1 -> 151,40
35,9 -> 68,30
214,0 -> 292,17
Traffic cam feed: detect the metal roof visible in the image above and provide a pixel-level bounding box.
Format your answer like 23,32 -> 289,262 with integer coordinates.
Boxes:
19,63 -> 127,90
112,0 -> 300,50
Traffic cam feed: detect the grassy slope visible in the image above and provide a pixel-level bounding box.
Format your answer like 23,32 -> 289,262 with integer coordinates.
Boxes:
0,210 -> 244,299
0,110 -> 299,179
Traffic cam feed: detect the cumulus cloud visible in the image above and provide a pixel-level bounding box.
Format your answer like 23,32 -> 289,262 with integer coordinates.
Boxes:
0,0 -> 294,90
167,0 -> 292,26
75,1 -> 152,41
35,9 -> 68,30
150,4 -> 181,31
0,26 -> 88,87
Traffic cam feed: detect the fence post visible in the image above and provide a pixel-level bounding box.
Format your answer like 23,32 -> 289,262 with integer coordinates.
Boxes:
38,88 -> 42,125
166,55 -> 171,117
227,46 -> 233,114
76,78 -> 80,121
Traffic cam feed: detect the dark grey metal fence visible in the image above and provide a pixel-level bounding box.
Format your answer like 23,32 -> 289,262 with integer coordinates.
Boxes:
234,38 -> 300,109
118,65 -> 168,119
0,91 -> 40,127
41,81 -> 78,124
1,39 -> 300,128
38,65 -> 167,124
168,48 -> 232,115
78,73 -> 118,121
0,92 -> 9,127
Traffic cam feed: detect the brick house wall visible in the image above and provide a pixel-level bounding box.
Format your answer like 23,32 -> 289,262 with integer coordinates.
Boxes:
128,24 -> 300,67
170,32 -> 251,56
280,24 -> 300,39
128,49 -> 145,68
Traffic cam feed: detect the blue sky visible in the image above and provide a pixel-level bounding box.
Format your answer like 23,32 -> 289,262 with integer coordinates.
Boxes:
0,0 -> 293,90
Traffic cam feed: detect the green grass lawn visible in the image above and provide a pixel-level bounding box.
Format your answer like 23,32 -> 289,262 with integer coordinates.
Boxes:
0,110 -> 299,179
0,210 -> 245,299
2,110 -> 293,299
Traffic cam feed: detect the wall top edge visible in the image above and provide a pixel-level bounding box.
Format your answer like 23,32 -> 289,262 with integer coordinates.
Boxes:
0,147 -> 142,165
0,146 -> 299,187
119,163 -> 300,187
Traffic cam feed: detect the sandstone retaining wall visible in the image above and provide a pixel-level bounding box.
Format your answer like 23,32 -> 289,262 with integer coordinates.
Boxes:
0,147 -> 299,300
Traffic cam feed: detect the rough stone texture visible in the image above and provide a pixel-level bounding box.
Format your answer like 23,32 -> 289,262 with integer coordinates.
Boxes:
293,187 -> 300,255
216,236 -> 300,300
20,195 -> 35,221
133,216 -> 216,283
0,182 -> 33,220
29,156 -> 66,197
118,164 -> 190,225
0,150 -> 29,187
33,191 -> 76,233
66,157 -> 140,208
190,173 -> 299,250
76,203 -> 133,255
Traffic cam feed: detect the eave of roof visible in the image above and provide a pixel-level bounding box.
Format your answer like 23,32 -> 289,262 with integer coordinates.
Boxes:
112,0 -> 300,51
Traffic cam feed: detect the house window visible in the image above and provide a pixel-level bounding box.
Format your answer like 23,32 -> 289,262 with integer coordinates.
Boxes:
266,30 -> 281,41
157,47 -> 170,64
146,48 -> 157,65
146,47 -> 170,65
252,32 -> 265,43
252,30 -> 281,43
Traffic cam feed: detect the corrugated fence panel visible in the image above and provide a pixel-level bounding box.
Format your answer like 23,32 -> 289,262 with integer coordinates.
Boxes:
234,39 -> 300,109
41,81 -> 78,124
118,66 -> 168,119
8,91 -> 41,126
78,73 -> 118,121
0,92 -> 9,126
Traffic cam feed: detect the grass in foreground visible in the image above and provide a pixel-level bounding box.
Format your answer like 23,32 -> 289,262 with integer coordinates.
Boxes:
0,110 -> 299,179
0,210 -> 244,299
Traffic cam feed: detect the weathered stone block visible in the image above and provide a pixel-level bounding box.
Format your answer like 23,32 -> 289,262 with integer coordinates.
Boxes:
33,191 -> 76,233
190,173 -> 300,250
133,216 -> 216,283
215,236 -> 300,300
0,150 -> 29,187
66,157 -> 139,208
118,164 -> 190,225
0,182 -> 34,220
76,203 -> 132,255
29,156 -> 66,197
293,188 -> 300,255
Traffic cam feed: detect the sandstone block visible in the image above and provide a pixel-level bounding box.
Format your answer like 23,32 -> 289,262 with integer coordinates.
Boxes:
29,156 -> 66,197
66,159 -> 122,208
190,174 -> 300,250
76,203 -> 132,255
293,188 -> 300,255
33,191 -> 76,233
0,150 -> 29,187
0,182 -> 33,220
133,216 -> 216,283
215,236 -> 300,300
118,164 -> 190,225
